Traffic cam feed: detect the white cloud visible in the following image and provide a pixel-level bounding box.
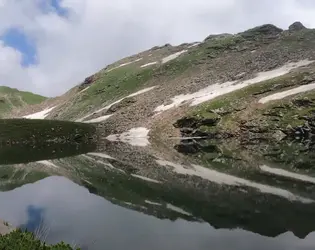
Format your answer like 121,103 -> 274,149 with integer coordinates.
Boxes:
0,0 -> 315,97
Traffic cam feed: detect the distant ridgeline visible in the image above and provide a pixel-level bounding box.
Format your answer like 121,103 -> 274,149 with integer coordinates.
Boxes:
0,86 -> 46,118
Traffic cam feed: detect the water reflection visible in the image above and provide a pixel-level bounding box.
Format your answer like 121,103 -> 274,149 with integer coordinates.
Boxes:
0,119 -> 97,165
0,134 -> 315,249
1,176 -> 315,250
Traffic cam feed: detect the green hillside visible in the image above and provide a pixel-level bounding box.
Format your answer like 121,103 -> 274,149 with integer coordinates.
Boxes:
0,86 -> 47,118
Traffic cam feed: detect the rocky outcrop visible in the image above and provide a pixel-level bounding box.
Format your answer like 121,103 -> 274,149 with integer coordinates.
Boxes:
240,24 -> 283,40
174,113 -> 225,138
79,73 -> 99,90
289,21 -> 307,32
204,33 -> 232,42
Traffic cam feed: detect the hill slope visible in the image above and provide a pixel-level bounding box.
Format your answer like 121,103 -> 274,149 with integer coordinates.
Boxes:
11,21 -> 315,143
0,86 -> 46,118
3,21 -> 315,239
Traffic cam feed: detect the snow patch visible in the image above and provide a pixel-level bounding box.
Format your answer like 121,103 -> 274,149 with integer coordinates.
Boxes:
154,60 -> 314,112
145,200 -> 162,206
97,160 -> 125,173
87,152 -> 115,160
258,82 -> 315,104
23,106 -> 56,119
127,86 -> 156,98
106,127 -> 150,147
260,165 -> 315,184
84,153 -> 126,173
79,86 -> 90,94
131,174 -> 161,183
162,50 -> 187,64
75,86 -> 156,122
37,160 -> 59,169
140,62 -> 157,68
188,42 -> 201,48
84,114 -> 112,123
156,160 -> 314,203
107,58 -> 143,72
124,202 -> 147,210
166,204 -> 192,216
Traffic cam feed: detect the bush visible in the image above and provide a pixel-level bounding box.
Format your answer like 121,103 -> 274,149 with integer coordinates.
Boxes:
0,229 -> 80,250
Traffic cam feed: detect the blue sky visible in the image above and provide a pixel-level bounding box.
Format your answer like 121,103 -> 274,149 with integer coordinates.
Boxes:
1,28 -> 37,67
0,0 -> 68,67
1,0 -> 315,97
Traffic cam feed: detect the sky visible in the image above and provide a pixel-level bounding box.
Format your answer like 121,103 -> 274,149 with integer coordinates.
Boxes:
0,0 -> 315,97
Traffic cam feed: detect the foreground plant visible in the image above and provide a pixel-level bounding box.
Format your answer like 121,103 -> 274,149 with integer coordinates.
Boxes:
0,229 -> 80,250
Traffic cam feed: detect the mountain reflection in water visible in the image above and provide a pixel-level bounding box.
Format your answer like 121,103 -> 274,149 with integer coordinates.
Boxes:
0,135 -> 315,249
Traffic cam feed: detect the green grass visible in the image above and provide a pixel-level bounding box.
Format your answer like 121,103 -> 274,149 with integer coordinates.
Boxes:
58,65 -> 155,120
0,86 -> 47,118
0,229 -> 80,249
55,33 -> 251,120
185,65 -> 315,134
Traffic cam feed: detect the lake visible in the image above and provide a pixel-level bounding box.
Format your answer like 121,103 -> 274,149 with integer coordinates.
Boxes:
0,120 -> 315,249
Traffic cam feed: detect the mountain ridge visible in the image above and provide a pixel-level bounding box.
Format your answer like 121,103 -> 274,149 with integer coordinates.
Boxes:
4,21 -> 315,142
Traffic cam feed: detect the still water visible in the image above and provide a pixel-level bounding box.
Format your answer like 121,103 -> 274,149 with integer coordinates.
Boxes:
0,121 -> 315,249
1,176 -> 314,250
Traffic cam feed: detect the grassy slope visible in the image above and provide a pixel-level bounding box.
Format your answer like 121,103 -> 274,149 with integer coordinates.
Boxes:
54,48 -> 201,120
53,27 -> 315,122
175,28 -> 315,136
183,66 -> 315,136
0,86 -> 47,118
52,33 -> 247,120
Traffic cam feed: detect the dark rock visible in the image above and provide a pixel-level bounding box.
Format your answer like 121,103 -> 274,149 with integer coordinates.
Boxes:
200,117 -> 221,126
174,117 -> 199,129
289,22 -> 306,32
175,114 -> 221,130
241,24 -> 283,39
79,73 -> 99,90
180,127 -> 194,135
192,130 -> 212,138
174,143 -> 200,154
293,98 -> 314,107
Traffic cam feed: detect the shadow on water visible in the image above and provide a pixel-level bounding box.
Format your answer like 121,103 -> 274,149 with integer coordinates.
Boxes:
0,119 -> 97,165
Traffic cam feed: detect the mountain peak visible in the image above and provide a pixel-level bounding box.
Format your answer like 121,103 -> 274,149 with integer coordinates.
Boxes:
289,21 -> 307,32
